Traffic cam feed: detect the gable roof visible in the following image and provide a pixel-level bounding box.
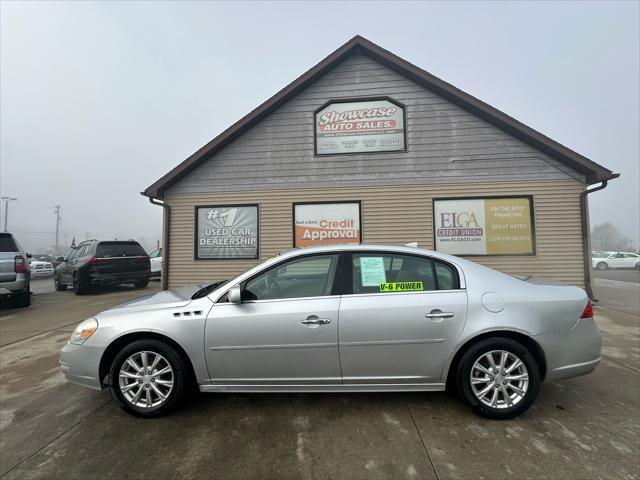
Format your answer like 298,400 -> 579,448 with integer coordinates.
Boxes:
143,35 -> 617,198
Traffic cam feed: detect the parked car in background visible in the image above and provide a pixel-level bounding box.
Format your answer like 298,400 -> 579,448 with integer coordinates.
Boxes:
592,251 -> 640,270
55,240 -> 151,295
149,247 -> 162,279
0,232 -> 30,307
33,254 -> 63,269
60,244 -> 600,419
29,257 -> 54,278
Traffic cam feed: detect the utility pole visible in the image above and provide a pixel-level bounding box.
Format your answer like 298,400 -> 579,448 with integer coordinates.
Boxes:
54,205 -> 61,252
1,197 -> 17,232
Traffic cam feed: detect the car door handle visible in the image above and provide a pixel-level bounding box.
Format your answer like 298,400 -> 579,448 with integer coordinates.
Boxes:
301,315 -> 331,325
425,309 -> 455,319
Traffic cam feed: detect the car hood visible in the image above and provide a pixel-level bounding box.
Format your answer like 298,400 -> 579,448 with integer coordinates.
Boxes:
106,284 -> 207,312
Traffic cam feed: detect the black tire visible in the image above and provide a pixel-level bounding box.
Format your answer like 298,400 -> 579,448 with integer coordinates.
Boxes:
55,275 -> 67,291
456,337 -> 541,420
636,262 -> 640,270
596,262 -> 608,270
109,339 -> 187,417
72,273 -> 88,295
12,289 -> 31,308
134,279 -> 149,289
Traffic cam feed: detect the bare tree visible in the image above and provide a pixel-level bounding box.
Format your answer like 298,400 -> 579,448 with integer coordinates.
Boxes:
591,223 -> 633,251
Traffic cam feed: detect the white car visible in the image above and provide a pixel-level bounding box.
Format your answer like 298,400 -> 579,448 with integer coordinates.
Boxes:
149,247 -> 162,279
592,251 -> 640,270
29,258 -> 54,277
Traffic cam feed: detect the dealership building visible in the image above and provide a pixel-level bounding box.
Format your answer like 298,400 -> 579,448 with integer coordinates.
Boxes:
143,36 -> 617,297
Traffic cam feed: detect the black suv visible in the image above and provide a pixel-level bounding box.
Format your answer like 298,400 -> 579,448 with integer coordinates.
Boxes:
55,240 -> 151,295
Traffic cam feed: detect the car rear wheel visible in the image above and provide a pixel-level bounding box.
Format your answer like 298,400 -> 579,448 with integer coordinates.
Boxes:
109,339 -> 187,417
596,262 -> 608,270
457,337 -> 540,420
72,274 -> 88,295
134,279 -> 149,289
54,275 -> 67,291
12,289 -> 31,308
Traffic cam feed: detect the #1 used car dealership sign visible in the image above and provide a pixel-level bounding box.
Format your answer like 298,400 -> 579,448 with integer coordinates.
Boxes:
433,197 -> 535,256
195,205 -> 259,259
315,98 -> 405,155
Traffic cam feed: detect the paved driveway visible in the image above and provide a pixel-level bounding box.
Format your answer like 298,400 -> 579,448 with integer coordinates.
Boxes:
0,281 -> 638,479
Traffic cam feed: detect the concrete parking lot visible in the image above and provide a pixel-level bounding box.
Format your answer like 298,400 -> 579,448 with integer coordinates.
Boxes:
0,275 -> 638,479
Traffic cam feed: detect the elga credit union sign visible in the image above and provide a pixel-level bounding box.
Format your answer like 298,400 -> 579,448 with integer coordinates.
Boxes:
433,197 -> 535,255
195,205 -> 258,259
315,99 -> 405,155
294,202 -> 361,247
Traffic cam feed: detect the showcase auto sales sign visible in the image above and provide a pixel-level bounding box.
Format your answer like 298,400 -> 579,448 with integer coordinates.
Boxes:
315,99 -> 405,155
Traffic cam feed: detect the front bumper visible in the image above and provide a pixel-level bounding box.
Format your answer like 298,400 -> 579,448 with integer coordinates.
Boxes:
536,316 -> 602,382
59,341 -> 104,390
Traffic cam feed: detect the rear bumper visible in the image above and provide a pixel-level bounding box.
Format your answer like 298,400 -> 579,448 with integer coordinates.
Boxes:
59,341 -> 103,390
536,317 -> 602,382
0,275 -> 29,295
88,271 -> 150,285
149,271 -> 161,278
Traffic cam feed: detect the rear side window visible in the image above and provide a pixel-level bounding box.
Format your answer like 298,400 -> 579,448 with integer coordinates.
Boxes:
0,234 -> 18,252
96,242 -> 146,257
351,253 -> 459,294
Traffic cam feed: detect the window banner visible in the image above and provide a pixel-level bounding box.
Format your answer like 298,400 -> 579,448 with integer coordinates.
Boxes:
294,202 -> 361,247
433,197 -> 534,255
195,205 -> 258,259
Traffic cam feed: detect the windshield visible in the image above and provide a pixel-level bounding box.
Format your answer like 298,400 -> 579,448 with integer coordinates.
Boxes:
592,252 -> 611,258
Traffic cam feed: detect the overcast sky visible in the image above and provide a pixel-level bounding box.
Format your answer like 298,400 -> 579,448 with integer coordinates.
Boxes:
1,0 -> 638,253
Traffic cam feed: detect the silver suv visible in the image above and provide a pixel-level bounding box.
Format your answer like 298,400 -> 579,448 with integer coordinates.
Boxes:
0,233 -> 31,307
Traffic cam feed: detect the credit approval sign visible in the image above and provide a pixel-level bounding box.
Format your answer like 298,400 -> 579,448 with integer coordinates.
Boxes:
294,202 -> 361,247
433,197 -> 535,255
315,98 -> 405,155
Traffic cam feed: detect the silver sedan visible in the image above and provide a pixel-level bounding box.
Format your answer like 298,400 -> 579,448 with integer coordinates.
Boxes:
60,244 -> 601,419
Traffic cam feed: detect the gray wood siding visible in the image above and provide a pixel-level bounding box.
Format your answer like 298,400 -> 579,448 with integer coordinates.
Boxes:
168,53 -> 583,195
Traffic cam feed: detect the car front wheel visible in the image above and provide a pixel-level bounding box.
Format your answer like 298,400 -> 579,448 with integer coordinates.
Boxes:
457,337 -> 541,420
109,339 -> 187,417
596,262 -> 608,270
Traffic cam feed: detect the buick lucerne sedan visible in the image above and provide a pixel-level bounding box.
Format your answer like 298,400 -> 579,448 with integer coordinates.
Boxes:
60,244 -> 601,419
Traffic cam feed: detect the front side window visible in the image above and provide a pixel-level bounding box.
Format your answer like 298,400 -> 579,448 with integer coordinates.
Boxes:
244,254 -> 340,301
352,253 -> 459,294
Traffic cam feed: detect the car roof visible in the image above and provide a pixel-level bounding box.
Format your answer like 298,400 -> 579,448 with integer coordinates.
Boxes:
279,243 -> 464,264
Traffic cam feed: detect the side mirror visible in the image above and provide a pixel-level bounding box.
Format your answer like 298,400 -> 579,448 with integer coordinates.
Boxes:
228,285 -> 242,304
56,256 -> 65,262
26,253 -> 32,258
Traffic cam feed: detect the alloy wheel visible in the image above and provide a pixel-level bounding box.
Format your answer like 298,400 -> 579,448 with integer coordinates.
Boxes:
118,351 -> 174,409
470,350 -> 529,409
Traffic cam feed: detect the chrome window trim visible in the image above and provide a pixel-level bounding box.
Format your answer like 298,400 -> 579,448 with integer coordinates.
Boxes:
213,294 -> 342,306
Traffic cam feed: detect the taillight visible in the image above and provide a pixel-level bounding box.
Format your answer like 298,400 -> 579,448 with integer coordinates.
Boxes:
14,255 -> 27,273
87,257 -> 111,265
143,255 -> 150,267
580,300 -> 594,319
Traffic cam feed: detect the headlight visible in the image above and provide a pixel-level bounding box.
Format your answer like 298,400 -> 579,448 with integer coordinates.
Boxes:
69,318 -> 98,344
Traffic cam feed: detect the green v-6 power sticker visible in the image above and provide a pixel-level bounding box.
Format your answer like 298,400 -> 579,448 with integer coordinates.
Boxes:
379,282 -> 423,292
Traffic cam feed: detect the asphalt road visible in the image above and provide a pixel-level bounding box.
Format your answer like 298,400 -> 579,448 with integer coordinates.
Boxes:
0,278 -> 638,479
592,268 -> 640,284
